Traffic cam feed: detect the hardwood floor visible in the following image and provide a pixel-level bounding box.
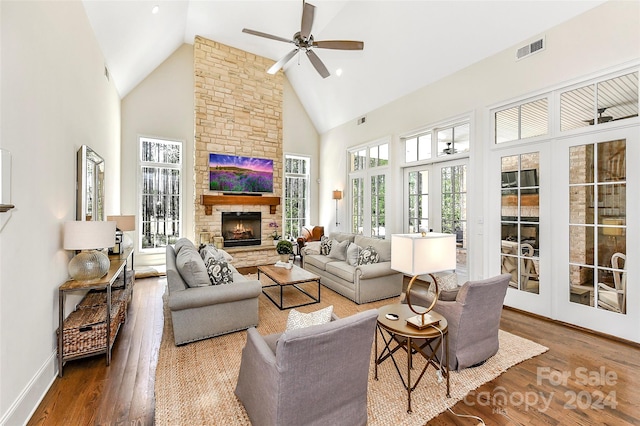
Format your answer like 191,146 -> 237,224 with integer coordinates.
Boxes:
28,276 -> 639,425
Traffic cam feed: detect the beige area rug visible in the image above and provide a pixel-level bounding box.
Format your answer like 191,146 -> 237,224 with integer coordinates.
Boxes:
155,275 -> 548,425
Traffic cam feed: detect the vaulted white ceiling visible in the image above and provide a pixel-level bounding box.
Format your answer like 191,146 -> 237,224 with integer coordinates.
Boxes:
82,0 -> 606,133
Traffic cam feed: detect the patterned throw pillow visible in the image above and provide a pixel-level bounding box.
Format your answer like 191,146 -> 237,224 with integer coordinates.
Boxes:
285,305 -> 333,331
204,256 -> 233,285
427,272 -> 459,300
357,245 -> 379,265
320,235 -> 333,255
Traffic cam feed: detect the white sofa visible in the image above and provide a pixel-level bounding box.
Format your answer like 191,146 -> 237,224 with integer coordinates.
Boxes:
302,232 -> 403,304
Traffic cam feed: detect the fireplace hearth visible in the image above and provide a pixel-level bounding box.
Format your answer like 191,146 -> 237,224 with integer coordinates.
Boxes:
221,212 -> 261,247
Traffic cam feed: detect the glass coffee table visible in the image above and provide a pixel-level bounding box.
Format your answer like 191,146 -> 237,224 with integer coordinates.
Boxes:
375,303 -> 450,413
258,264 -> 321,310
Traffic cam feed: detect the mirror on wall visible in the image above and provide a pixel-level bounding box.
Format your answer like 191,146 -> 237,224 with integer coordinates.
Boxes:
77,145 -> 105,221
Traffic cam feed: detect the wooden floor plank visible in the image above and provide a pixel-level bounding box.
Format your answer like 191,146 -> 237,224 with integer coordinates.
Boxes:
27,275 -> 640,426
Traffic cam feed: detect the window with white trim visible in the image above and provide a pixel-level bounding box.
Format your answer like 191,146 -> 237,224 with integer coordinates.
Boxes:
139,137 -> 182,251
284,155 -> 310,239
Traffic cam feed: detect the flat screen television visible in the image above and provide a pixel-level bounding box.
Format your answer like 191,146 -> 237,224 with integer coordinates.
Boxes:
209,153 -> 274,193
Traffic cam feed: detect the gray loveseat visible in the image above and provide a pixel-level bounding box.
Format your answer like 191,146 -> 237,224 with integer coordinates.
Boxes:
302,232 -> 403,304
166,239 -> 261,345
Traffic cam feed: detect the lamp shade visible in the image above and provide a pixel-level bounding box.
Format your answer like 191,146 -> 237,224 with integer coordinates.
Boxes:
63,221 -> 116,250
391,233 -> 456,276
107,215 -> 136,231
332,190 -> 343,200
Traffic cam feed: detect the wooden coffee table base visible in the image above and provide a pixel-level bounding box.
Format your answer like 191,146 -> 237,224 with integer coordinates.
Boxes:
258,264 -> 321,310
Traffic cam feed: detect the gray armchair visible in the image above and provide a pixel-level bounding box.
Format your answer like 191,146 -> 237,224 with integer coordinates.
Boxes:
403,274 -> 510,371
235,309 -> 378,426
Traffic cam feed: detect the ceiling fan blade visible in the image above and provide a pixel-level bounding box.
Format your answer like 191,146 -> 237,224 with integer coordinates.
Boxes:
313,40 -> 364,50
306,50 -> 330,78
300,2 -> 315,39
267,49 -> 299,75
242,28 -> 293,44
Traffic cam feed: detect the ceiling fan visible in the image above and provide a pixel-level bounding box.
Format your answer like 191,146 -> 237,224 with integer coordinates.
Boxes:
242,1 -> 364,78
584,107 -> 614,125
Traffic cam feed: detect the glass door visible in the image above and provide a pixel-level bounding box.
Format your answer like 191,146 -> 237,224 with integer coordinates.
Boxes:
404,158 -> 468,272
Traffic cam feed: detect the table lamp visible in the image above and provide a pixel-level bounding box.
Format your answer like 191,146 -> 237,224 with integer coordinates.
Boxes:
64,221 -> 116,281
107,215 -> 136,253
391,233 -> 456,329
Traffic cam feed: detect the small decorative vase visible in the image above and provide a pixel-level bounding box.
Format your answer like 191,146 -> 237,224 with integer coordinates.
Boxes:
273,240 -> 278,246
279,254 -> 290,263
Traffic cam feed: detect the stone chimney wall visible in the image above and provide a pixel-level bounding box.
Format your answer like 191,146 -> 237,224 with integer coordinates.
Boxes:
193,36 -> 284,267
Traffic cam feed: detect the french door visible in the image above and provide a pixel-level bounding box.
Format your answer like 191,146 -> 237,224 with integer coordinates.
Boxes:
403,158 -> 468,273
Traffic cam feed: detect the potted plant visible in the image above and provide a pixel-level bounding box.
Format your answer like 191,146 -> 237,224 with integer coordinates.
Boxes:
276,240 -> 293,263
269,220 -> 281,245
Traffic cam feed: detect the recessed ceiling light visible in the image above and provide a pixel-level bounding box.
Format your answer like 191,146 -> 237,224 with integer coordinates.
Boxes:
335,68 -> 343,77
151,5 -> 160,14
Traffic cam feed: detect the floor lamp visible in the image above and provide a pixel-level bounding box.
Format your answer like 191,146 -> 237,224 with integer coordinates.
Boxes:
332,190 -> 342,227
391,233 -> 457,329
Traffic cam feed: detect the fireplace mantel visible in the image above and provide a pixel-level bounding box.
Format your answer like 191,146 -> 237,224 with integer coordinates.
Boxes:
201,195 -> 281,215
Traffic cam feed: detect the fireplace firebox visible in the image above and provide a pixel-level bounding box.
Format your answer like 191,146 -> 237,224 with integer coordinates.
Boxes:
221,212 -> 261,247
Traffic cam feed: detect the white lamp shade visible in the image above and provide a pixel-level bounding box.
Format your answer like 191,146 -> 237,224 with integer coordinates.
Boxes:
63,221 -> 116,250
391,233 -> 456,275
106,215 -> 136,231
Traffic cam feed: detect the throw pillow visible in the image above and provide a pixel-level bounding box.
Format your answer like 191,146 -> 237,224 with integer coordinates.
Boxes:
199,244 -> 234,262
176,246 -> 210,287
204,256 -> 233,285
320,235 -> 332,255
357,245 -> 379,265
302,241 -> 321,255
327,239 -> 349,261
346,243 -> 361,266
428,272 -> 459,295
285,305 -> 334,331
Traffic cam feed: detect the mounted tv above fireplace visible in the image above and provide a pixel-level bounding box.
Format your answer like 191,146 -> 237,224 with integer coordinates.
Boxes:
209,153 -> 273,194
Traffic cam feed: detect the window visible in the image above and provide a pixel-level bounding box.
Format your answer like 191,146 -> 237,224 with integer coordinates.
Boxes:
495,98 -> 548,143
284,155 -> 310,239
139,137 -> 182,251
348,140 -> 389,237
403,120 -> 470,164
560,72 -> 638,132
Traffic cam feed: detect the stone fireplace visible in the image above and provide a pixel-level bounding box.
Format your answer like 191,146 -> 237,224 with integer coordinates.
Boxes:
222,212 -> 261,247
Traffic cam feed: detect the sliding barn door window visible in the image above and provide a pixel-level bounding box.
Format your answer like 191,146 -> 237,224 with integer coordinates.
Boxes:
139,137 -> 182,252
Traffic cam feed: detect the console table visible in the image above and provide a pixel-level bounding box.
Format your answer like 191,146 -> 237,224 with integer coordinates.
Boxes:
57,248 -> 134,377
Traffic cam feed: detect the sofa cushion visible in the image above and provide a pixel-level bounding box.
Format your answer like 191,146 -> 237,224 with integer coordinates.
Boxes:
325,261 -> 356,283
285,305 -> 333,331
175,237 -> 196,255
354,235 -> 391,262
204,256 -> 234,285
357,245 -> 379,265
328,239 -> 349,261
329,232 -> 356,244
346,242 -> 360,266
176,246 -> 210,288
304,254 -> 335,271
320,235 -> 332,255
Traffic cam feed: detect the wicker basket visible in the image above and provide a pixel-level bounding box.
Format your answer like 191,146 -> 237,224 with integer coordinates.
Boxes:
58,300 -> 124,358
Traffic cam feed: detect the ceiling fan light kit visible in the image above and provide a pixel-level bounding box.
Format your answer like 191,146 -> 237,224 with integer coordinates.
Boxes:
242,1 -> 364,78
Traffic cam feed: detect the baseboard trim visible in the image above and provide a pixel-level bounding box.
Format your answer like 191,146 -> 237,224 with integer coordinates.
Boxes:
1,350 -> 56,426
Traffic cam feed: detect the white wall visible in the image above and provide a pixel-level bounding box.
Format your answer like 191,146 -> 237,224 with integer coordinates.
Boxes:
121,43 -> 195,267
282,78 -> 320,225
0,1 -> 121,424
319,0 -> 639,280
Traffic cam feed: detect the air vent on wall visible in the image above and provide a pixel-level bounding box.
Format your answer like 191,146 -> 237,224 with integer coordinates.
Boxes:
516,36 -> 545,60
